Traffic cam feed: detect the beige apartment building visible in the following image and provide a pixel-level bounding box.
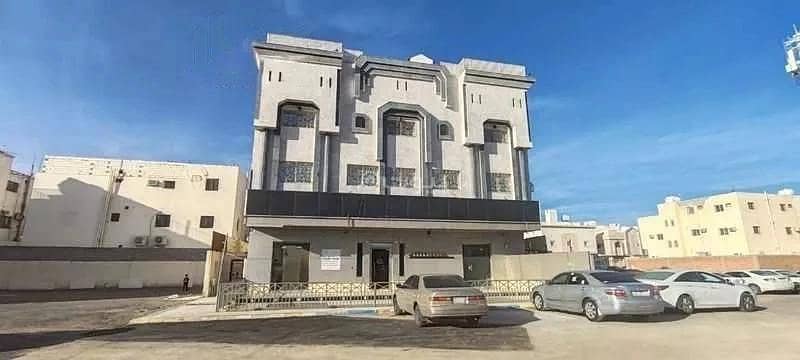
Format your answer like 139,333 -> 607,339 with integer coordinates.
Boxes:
639,190 -> 800,258
21,156 -> 248,250
0,150 -> 31,245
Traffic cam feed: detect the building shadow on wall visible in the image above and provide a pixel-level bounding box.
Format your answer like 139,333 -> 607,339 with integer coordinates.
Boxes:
25,177 -> 209,249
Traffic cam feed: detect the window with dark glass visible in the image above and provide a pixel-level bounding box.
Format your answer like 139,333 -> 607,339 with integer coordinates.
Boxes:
6,181 -> 19,193
154,214 -> 171,227
110,213 -> 120,222
162,180 -> 176,189
200,216 -> 215,228
205,178 -> 219,191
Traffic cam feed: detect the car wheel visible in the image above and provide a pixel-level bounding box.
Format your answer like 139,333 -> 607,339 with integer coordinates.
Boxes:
748,284 -> 762,295
413,305 -> 428,327
583,300 -> 604,322
392,297 -> 404,315
676,294 -> 694,315
465,317 -> 480,328
532,293 -> 546,311
739,293 -> 756,312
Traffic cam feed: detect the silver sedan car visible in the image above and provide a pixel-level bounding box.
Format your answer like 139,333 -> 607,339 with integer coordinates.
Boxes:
531,271 -> 665,321
393,274 -> 488,327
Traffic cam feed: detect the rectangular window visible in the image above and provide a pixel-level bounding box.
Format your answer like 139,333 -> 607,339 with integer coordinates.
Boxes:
346,165 -> 378,186
110,213 -> 121,222
714,204 -> 724,212
205,178 -> 220,191
484,128 -> 508,143
385,117 -> 415,136
199,216 -> 215,228
668,241 -> 673,248
747,202 -> 755,210
399,243 -> 405,276
487,173 -> 511,192
386,167 -> 415,188
280,107 -> 315,127
154,214 -> 171,228
753,226 -> 761,234
786,227 -> 793,235
686,207 -> 694,215
0,216 -> 11,229
356,243 -> 363,277
719,228 -> 730,236
691,229 -> 701,236
671,219 -> 675,226
656,234 -> 664,240
431,169 -> 459,190
6,181 -> 19,193
780,204 -> 787,211
664,220 -> 669,227
162,180 -> 176,189
278,161 -> 313,183
353,115 -> 368,131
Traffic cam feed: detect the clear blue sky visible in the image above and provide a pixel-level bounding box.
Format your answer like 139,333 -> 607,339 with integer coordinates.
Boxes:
1,1 -> 798,224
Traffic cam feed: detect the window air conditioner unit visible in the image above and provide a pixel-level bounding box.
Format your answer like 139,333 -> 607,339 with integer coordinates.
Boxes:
147,180 -> 161,187
152,236 -> 168,247
133,236 -> 148,247
730,227 -> 737,232
701,228 -> 707,233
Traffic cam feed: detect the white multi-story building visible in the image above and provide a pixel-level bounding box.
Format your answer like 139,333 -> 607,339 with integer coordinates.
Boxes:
20,156 -> 248,251
639,190 -> 800,258
0,150 -> 31,244
244,34 -> 540,284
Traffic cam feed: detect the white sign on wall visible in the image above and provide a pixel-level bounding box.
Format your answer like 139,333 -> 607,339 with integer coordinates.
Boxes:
320,249 -> 341,271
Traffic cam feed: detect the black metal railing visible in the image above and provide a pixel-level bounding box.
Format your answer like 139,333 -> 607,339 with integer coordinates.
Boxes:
246,190 -> 540,222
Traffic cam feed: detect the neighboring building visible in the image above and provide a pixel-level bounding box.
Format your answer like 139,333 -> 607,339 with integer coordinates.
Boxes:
244,34 -> 539,284
638,190 -> 800,258
21,156 -> 248,251
1,150 -> 31,244
525,209 -> 643,267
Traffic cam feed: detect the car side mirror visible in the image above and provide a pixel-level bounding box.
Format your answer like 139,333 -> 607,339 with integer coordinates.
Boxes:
396,284 -> 406,289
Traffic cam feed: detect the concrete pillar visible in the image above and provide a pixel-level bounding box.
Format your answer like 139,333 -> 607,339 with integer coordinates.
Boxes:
320,134 -> 330,192
251,129 -> 266,190
243,229 -> 273,283
471,145 -> 483,199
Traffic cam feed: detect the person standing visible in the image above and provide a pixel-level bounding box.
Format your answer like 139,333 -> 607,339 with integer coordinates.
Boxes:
182,274 -> 190,293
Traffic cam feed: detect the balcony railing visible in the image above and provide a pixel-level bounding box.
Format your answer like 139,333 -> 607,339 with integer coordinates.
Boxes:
246,190 -> 540,223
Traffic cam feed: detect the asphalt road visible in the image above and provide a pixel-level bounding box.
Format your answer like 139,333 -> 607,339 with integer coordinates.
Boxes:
3,293 -> 800,359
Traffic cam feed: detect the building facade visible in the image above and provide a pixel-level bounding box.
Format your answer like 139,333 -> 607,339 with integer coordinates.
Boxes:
20,156 -> 247,251
638,190 -> 800,258
245,34 -> 540,284
1,150 -> 31,244
525,209 -> 643,267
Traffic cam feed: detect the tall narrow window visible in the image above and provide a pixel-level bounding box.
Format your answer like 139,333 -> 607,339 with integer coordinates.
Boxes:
319,76 -> 323,87
356,243 -> 363,277
438,122 -> 453,140
278,72 -> 282,82
328,77 -> 332,88
399,243 -> 405,276
268,71 -> 272,81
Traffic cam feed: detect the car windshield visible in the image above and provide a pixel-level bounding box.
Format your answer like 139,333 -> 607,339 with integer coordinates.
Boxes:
775,270 -> 792,276
590,272 -> 638,284
636,271 -> 675,280
423,275 -> 469,288
751,270 -> 778,276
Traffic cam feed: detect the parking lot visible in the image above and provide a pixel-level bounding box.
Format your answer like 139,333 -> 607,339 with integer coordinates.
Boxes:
2,293 -> 798,359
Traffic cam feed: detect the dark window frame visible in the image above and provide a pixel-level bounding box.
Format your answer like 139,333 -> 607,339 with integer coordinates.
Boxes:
110,213 -> 121,222
162,180 -> 176,189
205,178 -> 220,191
154,214 -> 171,228
6,180 -> 19,193
356,243 -> 363,277
199,216 -> 215,229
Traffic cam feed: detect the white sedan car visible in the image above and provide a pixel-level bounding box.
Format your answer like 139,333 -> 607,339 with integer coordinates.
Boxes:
724,270 -> 794,294
637,270 -> 757,314
763,269 -> 800,293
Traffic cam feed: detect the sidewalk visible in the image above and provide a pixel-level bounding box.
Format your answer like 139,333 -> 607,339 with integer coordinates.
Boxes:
129,297 -> 534,325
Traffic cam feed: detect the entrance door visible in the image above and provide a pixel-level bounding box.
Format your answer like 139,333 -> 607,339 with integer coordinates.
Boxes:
462,244 -> 491,281
371,248 -> 390,285
271,243 -> 309,283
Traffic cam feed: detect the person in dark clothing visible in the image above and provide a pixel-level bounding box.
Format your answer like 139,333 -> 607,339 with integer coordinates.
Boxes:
182,274 -> 190,293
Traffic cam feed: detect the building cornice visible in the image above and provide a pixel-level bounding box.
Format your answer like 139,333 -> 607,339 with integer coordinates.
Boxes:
252,41 -> 343,67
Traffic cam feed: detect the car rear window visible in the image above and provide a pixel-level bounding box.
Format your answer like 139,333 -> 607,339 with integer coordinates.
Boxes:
636,271 -> 674,280
590,272 -> 638,283
423,275 -> 469,288
751,270 -> 778,276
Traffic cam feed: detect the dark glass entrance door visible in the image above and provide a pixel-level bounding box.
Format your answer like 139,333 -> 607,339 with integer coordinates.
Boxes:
462,244 -> 491,281
371,248 -> 390,284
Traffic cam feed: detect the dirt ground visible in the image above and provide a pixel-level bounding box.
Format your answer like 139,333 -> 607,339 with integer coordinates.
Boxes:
2,292 -> 800,360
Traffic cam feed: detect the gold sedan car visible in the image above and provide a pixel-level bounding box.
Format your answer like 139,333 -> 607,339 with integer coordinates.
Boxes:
393,274 -> 488,327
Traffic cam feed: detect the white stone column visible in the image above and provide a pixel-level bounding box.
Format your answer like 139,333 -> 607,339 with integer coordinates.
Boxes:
250,129 -> 266,190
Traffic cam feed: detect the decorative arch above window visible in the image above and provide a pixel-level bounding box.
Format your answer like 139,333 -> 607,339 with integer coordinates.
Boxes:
278,102 -> 318,129
438,121 -> 453,141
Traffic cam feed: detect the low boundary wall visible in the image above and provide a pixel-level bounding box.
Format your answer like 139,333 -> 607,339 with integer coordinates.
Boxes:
629,255 -> 800,272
